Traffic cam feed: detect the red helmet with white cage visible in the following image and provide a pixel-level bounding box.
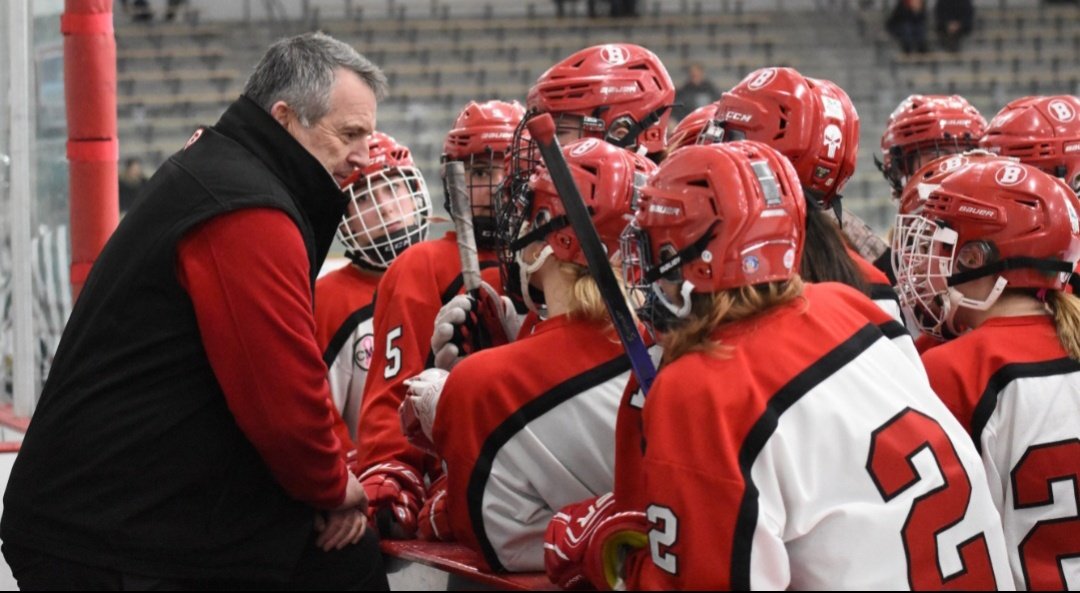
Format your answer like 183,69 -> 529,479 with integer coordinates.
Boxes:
979,95 -> 1080,194
711,67 -> 859,208
621,141 -> 806,329
337,132 -> 430,269
878,94 -> 986,196
893,159 -> 1080,338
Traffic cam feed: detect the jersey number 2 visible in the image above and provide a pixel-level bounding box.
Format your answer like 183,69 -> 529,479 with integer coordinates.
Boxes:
867,407 -> 997,590
1010,438 -> 1080,590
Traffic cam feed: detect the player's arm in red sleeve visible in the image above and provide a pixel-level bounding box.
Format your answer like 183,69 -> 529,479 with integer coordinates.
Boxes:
921,348 -> 976,432
357,257 -> 436,473
176,208 -> 350,510
621,370 -> 787,590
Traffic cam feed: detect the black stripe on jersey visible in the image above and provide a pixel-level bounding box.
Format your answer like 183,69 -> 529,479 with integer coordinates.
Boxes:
870,283 -> 901,309
466,353 -> 632,573
874,248 -> 896,285
321,300 -> 376,367
878,320 -> 910,340
730,323 -> 886,590
970,357 -> 1080,454
425,260 -> 501,368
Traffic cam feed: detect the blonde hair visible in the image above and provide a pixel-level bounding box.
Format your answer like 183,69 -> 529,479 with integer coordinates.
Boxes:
559,262 -> 614,324
660,277 -> 805,364
1049,290 -> 1080,360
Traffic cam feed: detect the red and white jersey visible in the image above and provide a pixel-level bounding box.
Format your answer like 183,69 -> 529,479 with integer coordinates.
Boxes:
922,315 -> 1080,591
357,233 -> 503,476
849,245 -> 904,324
431,315 -> 648,572
314,264 -> 380,442
620,282 -> 1012,590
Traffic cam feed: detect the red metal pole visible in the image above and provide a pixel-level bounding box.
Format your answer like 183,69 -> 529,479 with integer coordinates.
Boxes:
61,0 -> 118,300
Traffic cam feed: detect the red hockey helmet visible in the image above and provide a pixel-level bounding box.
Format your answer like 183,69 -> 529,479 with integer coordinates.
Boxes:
337,132 -> 430,269
979,95 -> 1080,194
711,67 -> 859,208
622,141 -> 806,327
879,94 -> 986,196
894,160 -> 1080,338
528,43 -> 675,154
443,100 -> 525,161
896,149 -> 1006,217
667,102 -> 723,152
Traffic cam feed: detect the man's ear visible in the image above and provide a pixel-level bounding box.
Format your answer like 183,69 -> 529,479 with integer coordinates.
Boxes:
269,101 -> 292,128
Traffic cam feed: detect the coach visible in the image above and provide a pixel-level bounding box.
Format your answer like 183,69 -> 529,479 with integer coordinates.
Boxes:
2,32 -> 389,589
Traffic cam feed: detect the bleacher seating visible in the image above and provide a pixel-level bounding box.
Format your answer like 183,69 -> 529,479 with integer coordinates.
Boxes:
114,0 -> 1079,232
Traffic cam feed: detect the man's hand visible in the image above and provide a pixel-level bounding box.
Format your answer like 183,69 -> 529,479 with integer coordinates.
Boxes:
314,507 -> 368,551
358,462 -> 425,540
545,493 -> 649,590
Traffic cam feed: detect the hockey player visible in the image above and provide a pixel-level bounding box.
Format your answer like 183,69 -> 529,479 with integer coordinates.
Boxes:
314,132 -> 430,442
980,95 -> 1080,195
353,100 -> 523,539
544,141 -> 1012,590
400,138 -> 657,572
702,67 -> 903,321
893,158 -> 1080,590
872,94 -> 987,281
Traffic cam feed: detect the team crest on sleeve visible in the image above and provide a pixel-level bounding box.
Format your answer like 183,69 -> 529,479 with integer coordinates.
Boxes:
355,333 -> 375,371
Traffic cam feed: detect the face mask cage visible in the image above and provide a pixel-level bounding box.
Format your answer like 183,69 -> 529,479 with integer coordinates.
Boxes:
337,166 -> 431,269
880,135 -> 979,195
700,119 -> 747,145
892,213 -> 959,338
493,173 -> 535,296
443,151 -> 506,250
620,221 -> 706,334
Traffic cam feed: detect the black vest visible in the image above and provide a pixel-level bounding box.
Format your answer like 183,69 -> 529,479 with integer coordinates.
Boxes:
2,97 -> 348,581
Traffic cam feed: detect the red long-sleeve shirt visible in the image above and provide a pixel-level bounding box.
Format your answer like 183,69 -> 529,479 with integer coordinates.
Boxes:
176,207 -> 348,509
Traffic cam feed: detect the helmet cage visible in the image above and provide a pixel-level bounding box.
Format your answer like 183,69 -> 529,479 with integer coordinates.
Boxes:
337,166 -> 431,270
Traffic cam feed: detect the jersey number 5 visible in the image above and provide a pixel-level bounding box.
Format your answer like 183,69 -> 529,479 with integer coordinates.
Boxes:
866,407 -> 997,590
1010,438 -> 1080,590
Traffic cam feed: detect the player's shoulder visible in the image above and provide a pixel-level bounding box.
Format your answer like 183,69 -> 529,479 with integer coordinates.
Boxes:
847,247 -> 891,286
804,281 -> 892,326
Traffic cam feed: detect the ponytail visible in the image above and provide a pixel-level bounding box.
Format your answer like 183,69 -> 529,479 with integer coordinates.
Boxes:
801,206 -> 870,295
1049,290 -> 1080,360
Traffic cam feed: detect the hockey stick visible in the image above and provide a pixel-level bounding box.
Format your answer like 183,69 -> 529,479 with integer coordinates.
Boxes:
525,114 -> 657,393
441,160 -> 496,350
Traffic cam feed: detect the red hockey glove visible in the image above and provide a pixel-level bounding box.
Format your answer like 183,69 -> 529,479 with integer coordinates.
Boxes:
358,462 -> 425,540
417,474 -> 453,542
430,281 -> 522,370
545,492 -> 649,590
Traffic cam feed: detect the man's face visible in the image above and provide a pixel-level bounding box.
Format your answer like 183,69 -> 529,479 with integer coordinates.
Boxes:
280,68 -> 377,185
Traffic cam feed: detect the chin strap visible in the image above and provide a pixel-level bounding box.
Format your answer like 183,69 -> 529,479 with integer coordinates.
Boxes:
945,257 -> 1075,287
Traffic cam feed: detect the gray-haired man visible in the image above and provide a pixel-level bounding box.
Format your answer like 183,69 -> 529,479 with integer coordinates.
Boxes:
2,32 -> 389,589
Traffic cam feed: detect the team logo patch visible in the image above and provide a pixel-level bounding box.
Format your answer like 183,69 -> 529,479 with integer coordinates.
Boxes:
823,124 -> 842,159
183,128 -> 204,150
742,255 -> 759,273
701,249 -> 713,263
746,68 -> 776,90
995,164 -> 1027,186
600,45 -> 629,65
1066,198 -> 1080,235
1048,99 -> 1076,123
570,138 -> 600,157
783,248 -> 796,270
939,155 -> 968,174
355,333 -> 375,371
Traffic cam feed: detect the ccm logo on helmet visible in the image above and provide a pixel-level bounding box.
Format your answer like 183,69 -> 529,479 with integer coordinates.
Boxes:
747,68 -> 777,90
600,45 -> 629,65
995,165 -> 1027,186
570,138 -> 600,157
1048,100 -> 1076,123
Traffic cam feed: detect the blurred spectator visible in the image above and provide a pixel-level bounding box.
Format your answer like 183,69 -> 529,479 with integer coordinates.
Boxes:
886,0 -> 929,54
121,0 -> 154,23
935,0 -> 974,52
118,157 -> 147,213
165,0 -> 189,22
673,63 -> 720,121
